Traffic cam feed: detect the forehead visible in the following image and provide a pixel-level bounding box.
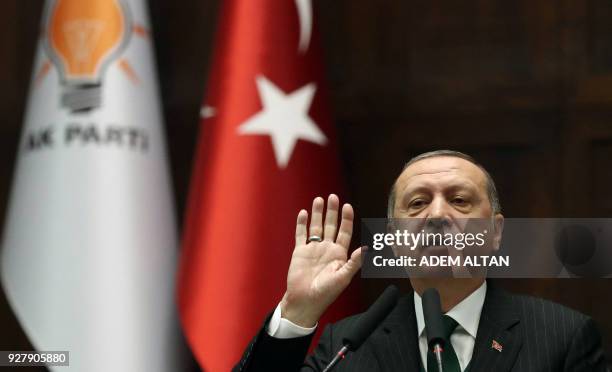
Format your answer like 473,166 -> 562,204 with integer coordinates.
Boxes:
395,156 -> 488,192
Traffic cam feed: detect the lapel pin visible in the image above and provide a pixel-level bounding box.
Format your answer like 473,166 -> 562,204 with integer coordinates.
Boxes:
491,339 -> 503,352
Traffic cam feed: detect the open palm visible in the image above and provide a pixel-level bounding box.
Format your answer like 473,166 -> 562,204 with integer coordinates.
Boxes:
281,194 -> 362,327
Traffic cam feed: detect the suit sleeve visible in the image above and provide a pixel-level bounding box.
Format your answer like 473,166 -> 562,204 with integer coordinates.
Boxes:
233,312 -> 337,372
563,317 -> 609,372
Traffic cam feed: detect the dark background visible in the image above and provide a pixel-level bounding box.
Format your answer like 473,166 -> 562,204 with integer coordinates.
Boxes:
1,0 -> 612,370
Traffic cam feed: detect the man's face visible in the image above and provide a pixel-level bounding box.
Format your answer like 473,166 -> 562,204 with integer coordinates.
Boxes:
393,156 -> 494,220
390,156 -> 504,277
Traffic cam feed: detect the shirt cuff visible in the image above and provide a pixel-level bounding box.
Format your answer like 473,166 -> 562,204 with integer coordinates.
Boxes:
266,303 -> 317,339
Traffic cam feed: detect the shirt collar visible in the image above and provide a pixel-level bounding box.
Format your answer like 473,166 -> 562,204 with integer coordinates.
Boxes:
414,281 -> 487,339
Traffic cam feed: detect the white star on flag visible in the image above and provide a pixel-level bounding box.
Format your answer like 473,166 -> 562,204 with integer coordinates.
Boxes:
237,75 -> 327,168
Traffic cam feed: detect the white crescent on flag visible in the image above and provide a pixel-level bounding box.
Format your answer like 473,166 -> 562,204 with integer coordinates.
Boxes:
295,0 -> 312,53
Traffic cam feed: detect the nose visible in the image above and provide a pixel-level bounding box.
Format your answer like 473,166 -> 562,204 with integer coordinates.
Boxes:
425,195 -> 452,229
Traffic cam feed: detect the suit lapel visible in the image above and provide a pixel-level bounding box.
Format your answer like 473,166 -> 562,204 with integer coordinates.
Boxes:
369,294 -> 423,372
468,285 -> 522,372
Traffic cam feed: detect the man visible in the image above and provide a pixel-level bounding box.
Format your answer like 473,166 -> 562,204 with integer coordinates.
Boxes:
234,150 -> 608,371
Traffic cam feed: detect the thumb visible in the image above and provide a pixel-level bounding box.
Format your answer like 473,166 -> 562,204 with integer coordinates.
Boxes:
340,246 -> 364,278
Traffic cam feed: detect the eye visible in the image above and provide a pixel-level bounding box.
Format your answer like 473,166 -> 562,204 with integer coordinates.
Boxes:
409,199 -> 428,209
451,197 -> 468,205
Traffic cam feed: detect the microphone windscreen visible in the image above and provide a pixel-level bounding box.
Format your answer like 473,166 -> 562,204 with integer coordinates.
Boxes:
342,285 -> 399,351
422,288 -> 445,348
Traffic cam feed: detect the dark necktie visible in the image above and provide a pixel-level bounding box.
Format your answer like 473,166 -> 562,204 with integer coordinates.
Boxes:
426,315 -> 462,372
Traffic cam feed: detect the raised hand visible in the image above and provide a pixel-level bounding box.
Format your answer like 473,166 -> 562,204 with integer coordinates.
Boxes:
280,194 -> 363,327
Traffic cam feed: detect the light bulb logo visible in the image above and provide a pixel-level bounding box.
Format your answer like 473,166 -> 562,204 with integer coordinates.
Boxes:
43,0 -> 132,112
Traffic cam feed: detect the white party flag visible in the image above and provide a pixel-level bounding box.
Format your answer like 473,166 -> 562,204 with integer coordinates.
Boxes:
1,0 -> 183,370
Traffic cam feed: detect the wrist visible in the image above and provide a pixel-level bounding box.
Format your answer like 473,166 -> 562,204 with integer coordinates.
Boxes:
280,292 -> 321,328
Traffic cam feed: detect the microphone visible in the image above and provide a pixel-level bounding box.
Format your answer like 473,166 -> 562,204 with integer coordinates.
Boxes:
322,285 -> 399,372
422,288 -> 445,372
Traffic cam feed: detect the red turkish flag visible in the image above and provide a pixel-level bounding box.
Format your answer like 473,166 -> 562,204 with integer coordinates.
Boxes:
178,1 -> 361,370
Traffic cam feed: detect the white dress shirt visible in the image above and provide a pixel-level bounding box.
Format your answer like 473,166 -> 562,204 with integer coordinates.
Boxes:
268,281 -> 487,372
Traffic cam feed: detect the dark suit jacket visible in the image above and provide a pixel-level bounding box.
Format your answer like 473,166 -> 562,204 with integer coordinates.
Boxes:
234,285 -> 609,371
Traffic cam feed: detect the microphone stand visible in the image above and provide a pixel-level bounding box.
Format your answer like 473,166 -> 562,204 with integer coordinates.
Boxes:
432,343 -> 444,372
321,345 -> 349,372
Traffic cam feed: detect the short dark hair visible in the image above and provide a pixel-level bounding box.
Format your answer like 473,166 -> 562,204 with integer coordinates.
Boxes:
387,150 -> 502,217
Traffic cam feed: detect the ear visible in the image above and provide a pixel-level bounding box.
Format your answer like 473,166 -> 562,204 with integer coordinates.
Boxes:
492,213 -> 504,251
386,218 -> 396,234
